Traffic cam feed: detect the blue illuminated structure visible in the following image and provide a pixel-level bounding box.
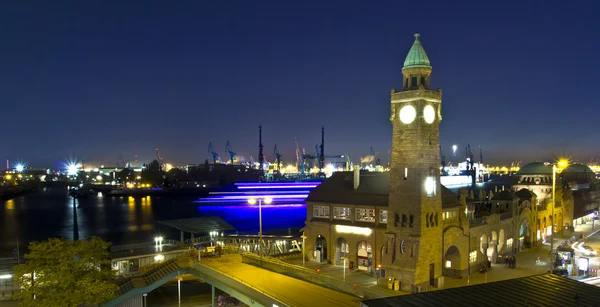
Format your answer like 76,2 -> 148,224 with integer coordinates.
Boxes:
195,181 -> 321,205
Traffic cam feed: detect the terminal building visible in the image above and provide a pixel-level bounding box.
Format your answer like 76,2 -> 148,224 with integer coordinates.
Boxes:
302,34 -> 600,293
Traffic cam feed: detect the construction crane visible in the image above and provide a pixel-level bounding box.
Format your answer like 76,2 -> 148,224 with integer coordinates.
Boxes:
370,147 -> 381,166
207,142 -> 220,164
225,141 -> 236,164
273,145 -> 282,173
155,148 -> 164,171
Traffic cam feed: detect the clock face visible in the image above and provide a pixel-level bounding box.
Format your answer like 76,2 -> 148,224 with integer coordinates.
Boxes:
423,105 -> 435,124
400,240 -> 405,254
399,105 -> 416,124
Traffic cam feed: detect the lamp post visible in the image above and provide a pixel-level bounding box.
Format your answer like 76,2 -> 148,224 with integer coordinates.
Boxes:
549,159 -> 568,269
248,197 -> 272,256
301,233 -> 307,267
341,257 -> 347,281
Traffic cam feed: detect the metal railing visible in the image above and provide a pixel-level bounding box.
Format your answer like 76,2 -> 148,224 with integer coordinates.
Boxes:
241,253 -> 385,300
190,260 -> 287,306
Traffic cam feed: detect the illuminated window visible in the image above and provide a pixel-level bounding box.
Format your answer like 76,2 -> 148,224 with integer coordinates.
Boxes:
469,251 -> 477,264
379,210 -> 388,223
506,238 -> 513,250
356,208 -> 376,222
404,168 -> 408,180
333,207 -> 351,220
313,205 -> 330,218
425,177 -> 436,197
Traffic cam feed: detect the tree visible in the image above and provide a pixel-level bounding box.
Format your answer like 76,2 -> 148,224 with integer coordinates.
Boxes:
117,168 -> 135,184
141,159 -> 164,186
13,237 -> 119,307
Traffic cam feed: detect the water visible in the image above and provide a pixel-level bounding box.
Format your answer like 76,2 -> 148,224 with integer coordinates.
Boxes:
0,187 -> 307,257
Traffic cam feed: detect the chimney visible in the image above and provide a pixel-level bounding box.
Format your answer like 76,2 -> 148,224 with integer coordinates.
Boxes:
353,167 -> 360,190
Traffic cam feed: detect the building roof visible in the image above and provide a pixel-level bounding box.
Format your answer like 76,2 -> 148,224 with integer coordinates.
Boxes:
306,171 -> 458,208
403,33 -> 431,70
515,188 -> 536,199
519,162 -> 594,176
564,163 -> 594,174
518,162 -> 553,175
490,190 -> 515,201
361,274 -> 600,307
157,217 -> 235,234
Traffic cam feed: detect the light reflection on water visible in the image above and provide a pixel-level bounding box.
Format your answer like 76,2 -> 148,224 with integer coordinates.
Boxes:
0,187 -> 307,257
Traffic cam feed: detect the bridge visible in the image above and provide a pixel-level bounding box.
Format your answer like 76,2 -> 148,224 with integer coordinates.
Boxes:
107,254 -> 361,307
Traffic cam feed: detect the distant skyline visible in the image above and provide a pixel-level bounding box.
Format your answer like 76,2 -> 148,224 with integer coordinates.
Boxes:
1,1 -> 599,168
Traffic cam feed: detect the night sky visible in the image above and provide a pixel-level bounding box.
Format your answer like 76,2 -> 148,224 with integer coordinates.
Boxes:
1,1 -> 599,168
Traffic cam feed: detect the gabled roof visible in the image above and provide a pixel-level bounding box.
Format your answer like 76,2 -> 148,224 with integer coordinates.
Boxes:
306,171 -> 459,208
403,33 -> 431,70
362,274 -> 600,307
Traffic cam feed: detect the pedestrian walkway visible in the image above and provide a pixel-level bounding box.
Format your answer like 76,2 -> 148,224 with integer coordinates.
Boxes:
283,257 -> 402,297
283,221 -> 600,295
199,255 -> 361,306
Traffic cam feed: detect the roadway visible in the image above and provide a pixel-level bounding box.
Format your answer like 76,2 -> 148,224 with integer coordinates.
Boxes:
199,254 -> 361,307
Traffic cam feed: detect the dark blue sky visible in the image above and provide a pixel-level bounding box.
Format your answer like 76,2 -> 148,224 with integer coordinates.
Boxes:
1,1 -> 599,168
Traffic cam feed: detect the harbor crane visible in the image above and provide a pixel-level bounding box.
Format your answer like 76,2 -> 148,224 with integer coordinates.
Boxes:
273,144 -> 282,172
155,148 -> 164,170
370,147 -> 381,166
258,126 -> 264,171
466,144 -> 476,188
207,142 -> 220,164
295,138 -> 302,171
117,155 -> 129,169
479,145 -> 484,164
225,141 -> 236,164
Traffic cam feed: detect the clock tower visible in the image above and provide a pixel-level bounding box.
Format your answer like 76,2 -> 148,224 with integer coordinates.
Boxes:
384,33 -> 443,292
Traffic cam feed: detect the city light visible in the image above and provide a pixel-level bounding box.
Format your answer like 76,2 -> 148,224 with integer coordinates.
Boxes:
66,163 -> 79,176
335,225 -> 372,236
15,163 -> 24,172
0,274 -> 12,279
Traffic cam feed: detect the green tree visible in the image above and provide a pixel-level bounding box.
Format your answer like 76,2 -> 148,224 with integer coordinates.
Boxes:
141,160 -> 163,186
13,237 -> 118,307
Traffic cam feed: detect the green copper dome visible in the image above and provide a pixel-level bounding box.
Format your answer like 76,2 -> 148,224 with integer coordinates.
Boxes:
403,33 -> 431,70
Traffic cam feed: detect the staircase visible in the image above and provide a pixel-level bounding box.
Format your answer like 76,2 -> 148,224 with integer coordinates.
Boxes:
115,259 -> 181,294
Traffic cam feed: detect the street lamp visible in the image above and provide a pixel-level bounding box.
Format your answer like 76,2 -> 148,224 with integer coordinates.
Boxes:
301,233 -> 307,267
154,236 -> 163,249
340,257 -> 347,281
248,197 -> 272,256
548,159 -> 569,268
